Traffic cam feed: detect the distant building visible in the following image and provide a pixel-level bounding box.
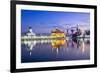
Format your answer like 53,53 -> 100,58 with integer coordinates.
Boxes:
51,29 -> 65,39
27,27 -> 36,36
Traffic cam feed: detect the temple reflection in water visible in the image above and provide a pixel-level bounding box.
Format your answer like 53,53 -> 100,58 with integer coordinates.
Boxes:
21,37 -> 90,63
21,27 -> 90,63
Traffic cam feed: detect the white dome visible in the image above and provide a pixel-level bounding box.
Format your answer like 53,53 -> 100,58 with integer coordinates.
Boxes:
27,28 -> 36,36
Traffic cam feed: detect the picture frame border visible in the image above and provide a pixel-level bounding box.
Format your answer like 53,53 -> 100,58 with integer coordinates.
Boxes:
10,1 -> 97,72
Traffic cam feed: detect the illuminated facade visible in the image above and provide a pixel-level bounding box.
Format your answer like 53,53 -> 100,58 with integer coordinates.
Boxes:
51,29 -> 66,54
51,29 -> 65,39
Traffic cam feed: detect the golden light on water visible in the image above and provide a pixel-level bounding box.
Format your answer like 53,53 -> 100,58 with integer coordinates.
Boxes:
51,39 -> 66,49
51,38 -> 66,55
21,28 -> 90,56
51,29 -> 66,54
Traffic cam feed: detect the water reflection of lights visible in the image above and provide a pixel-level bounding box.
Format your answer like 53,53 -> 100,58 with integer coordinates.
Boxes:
22,40 -> 36,55
77,39 -> 90,54
78,39 -> 85,53
21,38 -> 90,56
51,39 -> 66,55
22,40 -> 51,55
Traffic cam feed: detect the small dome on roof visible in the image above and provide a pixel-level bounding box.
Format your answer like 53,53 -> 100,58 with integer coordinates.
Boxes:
27,27 -> 36,36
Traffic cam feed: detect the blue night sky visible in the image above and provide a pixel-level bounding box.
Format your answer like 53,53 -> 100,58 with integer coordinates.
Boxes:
21,9 -> 90,34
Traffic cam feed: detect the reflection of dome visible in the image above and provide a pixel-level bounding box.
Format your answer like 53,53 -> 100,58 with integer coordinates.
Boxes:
23,40 -> 37,55
51,39 -> 66,49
